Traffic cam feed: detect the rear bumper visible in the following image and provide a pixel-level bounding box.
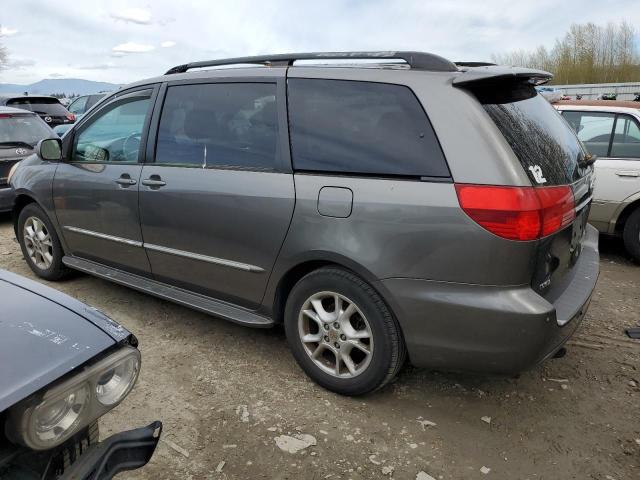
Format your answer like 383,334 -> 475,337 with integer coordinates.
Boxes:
381,225 -> 600,374
59,421 -> 161,480
0,186 -> 14,212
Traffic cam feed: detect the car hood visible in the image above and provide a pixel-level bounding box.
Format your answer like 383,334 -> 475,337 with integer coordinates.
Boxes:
0,270 -> 131,412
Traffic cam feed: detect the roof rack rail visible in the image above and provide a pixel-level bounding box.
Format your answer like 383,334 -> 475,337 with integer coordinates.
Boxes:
165,51 -> 458,75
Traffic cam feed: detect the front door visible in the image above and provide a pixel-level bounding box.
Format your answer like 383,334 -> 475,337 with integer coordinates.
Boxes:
53,87 -> 157,275
139,80 -> 294,309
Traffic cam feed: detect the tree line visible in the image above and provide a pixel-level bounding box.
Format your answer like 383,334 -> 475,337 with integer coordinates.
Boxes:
492,21 -> 640,85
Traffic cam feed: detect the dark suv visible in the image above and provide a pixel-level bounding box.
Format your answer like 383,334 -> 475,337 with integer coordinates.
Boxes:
0,96 -> 75,128
9,52 -> 599,395
0,107 -> 57,211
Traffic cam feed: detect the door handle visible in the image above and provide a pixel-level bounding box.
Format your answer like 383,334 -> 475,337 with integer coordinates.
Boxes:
141,176 -> 166,187
115,175 -> 137,186
615,171 -> 640,177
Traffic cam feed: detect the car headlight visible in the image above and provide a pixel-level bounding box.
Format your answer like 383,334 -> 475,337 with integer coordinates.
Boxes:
95,354 -> 139,406
6,346 -> 140,450
7,161 -> 21,185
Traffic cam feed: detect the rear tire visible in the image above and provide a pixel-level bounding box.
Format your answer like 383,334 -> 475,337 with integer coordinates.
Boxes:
623,207 -> 640,263
17,203 -> 68,281
284,267 -> 406,396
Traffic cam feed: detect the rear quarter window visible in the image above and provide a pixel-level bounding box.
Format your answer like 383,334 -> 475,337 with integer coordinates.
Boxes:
287,78 -> 449,178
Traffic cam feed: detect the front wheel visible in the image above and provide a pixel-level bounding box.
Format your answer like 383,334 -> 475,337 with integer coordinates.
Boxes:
284,267 -> 406,396
623,207 -> 640,263
17,203 -> 68,281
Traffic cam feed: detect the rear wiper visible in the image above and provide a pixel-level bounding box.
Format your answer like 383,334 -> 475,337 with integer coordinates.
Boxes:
0,141 -> 34,149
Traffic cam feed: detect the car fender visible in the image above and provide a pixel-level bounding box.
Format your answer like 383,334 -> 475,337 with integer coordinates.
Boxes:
10,155 -> 68,252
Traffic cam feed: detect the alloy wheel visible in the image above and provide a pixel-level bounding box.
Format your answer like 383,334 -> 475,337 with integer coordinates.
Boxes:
23,216 -> 54,270
298,291 -> 374,378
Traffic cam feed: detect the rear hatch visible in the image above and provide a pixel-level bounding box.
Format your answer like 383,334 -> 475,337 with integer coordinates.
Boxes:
456,70 -> 595,305
6,96 -> 75,127
0,112 -> 54,186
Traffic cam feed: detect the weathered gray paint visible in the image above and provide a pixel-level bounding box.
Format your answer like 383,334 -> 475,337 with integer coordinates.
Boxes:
138,167 -> 295,308
8,62 -> 600,374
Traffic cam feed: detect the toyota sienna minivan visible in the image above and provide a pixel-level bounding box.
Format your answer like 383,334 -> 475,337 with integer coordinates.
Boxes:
9,52 -> 599,395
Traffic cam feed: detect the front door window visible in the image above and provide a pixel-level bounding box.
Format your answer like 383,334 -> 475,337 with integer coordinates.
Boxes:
72,97 -> 150,163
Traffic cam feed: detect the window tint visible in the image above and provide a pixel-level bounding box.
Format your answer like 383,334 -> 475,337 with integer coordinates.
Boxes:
287,79 -> 449,178
561,111 -> 615,157
610,115 -> 640,158
479,87 -> 588,186
155,83 -> 278,169
72,97 -> 150,163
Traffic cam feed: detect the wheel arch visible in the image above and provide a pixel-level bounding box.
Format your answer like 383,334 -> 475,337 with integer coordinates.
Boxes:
267,252 -> 399,327
614,196 -> 640,234
12,193 -> 39,238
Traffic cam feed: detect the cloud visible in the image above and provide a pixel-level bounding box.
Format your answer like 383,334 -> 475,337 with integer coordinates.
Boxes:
110,8 -> 152,25
161,41 -> 176,48
7,58 -> 35,69
112,42 -> 155,54
49,73 -> 65,78
0,26 -> 18,36
77,62 -> 117,70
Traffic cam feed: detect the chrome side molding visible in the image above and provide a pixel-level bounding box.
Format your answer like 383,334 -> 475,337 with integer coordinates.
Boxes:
63,226 -> 143,248
62,226 -> 263,273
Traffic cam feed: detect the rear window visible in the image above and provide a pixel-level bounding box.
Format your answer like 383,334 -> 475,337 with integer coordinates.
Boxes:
0,114 -> 52,146
478,85 -> 588,185
6,97 -> 69,116
287,79 -> 449,178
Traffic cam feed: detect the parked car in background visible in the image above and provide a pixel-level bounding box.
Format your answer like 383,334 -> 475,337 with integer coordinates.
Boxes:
0,107 -> 57,212
54,94 -> 108,137
9,52 -> 599,396
0,269 -> 160,479
0,96 -> 75,129
67,94 -> 108,117
535,85 -> 563,102
556,100 -> 640,262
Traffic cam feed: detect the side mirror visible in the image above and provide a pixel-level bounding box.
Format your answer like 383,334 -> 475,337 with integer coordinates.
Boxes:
36,138 -> 63,161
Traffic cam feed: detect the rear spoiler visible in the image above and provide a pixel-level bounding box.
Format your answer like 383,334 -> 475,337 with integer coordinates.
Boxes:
453,66 -> 553,88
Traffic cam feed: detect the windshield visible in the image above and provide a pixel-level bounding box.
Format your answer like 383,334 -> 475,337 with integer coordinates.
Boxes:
479,85 -> 589,185
0,115 -> 52,146
6,97 -> 70,116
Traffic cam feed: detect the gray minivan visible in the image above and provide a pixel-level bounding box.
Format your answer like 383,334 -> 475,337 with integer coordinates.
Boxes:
9,52 -> 599,395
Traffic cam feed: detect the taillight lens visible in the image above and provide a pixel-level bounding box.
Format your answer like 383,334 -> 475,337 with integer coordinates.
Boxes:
66,113 -> 76,122
455,184 -> 575,241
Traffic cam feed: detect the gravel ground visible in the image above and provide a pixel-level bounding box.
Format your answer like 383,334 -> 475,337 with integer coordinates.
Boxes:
1,212 -> 638,480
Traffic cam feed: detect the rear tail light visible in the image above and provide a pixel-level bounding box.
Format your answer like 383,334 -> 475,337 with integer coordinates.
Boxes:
455,184 -> 575,241
66,113 -> 76,121
0,114 -> 12,119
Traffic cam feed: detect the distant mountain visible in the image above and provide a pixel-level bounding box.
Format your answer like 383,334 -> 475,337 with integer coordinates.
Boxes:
0,78 -> 121,96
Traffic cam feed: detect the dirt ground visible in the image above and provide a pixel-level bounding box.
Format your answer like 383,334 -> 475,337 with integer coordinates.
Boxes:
0,213 -> 638,480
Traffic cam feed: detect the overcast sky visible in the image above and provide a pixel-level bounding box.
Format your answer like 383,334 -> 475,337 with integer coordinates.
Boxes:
1,0 -> 639,85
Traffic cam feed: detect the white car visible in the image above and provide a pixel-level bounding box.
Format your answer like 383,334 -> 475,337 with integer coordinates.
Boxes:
536,86 -> 563,103
556,101 -> 640,261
